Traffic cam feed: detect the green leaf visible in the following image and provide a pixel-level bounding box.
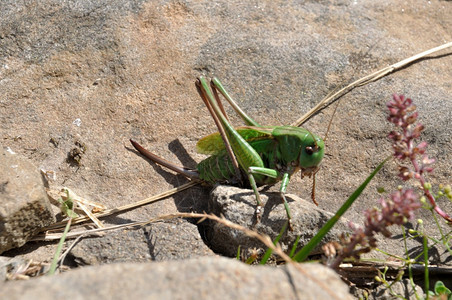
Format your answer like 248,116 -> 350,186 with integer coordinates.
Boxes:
434,281 -> 451,295
58,189 -> 78,218
377,186 -> 386,193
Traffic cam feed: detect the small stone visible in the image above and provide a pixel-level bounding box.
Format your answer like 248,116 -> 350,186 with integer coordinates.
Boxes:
0,149 -> 55,254
206,185 -> 352,258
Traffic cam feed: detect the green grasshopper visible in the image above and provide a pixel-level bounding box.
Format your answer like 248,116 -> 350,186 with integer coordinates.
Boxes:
130,77 -> 325,228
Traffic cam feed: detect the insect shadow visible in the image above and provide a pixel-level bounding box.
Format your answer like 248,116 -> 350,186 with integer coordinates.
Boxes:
127,138 -> 210,214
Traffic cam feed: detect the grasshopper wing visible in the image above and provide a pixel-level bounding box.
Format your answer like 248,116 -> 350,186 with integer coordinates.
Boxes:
196,126 -> 274,155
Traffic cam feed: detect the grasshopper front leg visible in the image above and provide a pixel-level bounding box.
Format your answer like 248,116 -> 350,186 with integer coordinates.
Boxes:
249,167 -> 293,230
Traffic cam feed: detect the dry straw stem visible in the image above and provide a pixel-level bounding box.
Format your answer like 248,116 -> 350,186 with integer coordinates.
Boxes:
41,181 -> 198,232
33,220 -> 147,241
292,41 -> 452,127
65,188 -> 106,228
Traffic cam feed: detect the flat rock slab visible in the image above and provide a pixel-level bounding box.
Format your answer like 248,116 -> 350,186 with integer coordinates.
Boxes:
206,185 -> 351,257
70,219 -> 214,265
0,256 -> 353,300
0,0 -> 450,296
0,150 -> 55,254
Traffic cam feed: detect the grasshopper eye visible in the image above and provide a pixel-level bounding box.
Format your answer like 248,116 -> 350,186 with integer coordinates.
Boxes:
305,146 -> 314,155
305,144 -> 319,155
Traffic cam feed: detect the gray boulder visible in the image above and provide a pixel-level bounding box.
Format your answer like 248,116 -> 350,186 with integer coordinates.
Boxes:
0,256 -> 353,300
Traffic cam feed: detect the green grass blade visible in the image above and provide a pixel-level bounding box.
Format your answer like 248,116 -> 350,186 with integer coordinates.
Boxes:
289,235 -> 301,258
424,235 -> 429,299
293,156 -> 391,262
48,189 -> 75,275
259,221 -> 288,265
47,218 -> 72,275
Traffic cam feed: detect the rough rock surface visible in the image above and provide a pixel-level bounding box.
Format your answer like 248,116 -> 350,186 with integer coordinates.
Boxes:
0,256 -> 353,300
207,185 -> 351,257
0,150 -> 55,254
0,0 -> 451,297
371,279 -> 424,300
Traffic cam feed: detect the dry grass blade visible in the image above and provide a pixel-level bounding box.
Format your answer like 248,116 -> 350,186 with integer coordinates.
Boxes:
292,41 -> 452,127
41,180 -> 199,231
76,201 -> 104,228
33,221 -> 147,241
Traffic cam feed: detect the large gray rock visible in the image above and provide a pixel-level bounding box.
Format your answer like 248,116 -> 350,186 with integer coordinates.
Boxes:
206,185 -> 351,257
0,149 -> 55,254
0,256 -> 353,300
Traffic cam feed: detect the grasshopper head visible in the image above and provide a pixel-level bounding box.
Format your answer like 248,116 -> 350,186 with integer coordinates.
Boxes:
272,126 -> 324,175
298,132 -> 324,177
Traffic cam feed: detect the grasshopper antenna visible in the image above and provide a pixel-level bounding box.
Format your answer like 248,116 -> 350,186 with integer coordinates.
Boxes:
308,97 -> 340,206
303,96 -> 339,206
323,99 -> 341,143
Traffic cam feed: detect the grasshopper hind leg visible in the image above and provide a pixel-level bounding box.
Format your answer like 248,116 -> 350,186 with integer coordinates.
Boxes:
130,139 -> 200,180
210,78 -> 261,127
